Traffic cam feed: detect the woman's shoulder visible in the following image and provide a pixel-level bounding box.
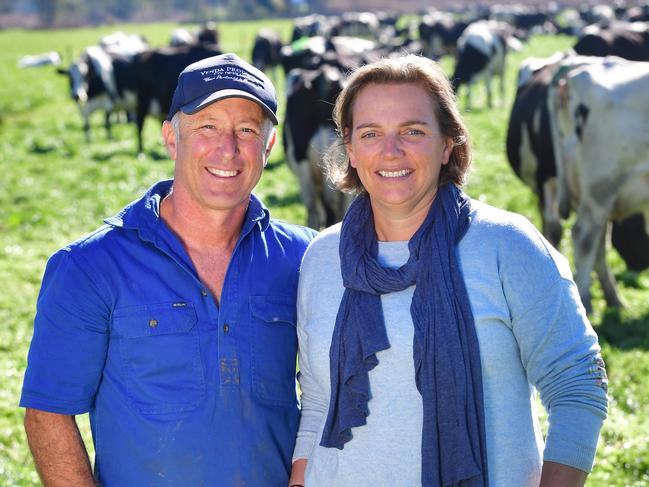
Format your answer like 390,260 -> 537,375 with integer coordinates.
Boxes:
465,199 -> 573,281
301,222 -> 342,267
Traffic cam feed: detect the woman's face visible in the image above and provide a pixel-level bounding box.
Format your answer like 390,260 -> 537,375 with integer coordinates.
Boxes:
346,82 -> 452,217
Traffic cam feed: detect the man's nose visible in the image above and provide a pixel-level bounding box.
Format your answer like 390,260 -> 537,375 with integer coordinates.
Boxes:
215,131 -> 239,159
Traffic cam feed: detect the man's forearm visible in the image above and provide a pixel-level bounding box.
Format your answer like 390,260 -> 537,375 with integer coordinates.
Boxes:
24,409 -> 95,487
540,460 -> 588,487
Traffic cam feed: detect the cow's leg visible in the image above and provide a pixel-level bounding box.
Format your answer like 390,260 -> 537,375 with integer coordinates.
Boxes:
541,178 -> 563,247
79,106 -> 91,143
136,96 -> 148,155
83,118 -> 91,143
594,223 -> 626,309
572,203 -> 609,313
485,74 -> 493,109
105,111 -> 113,140
465,83 -> 472,111
498,70 -> 505,106
295,159 -> 325,229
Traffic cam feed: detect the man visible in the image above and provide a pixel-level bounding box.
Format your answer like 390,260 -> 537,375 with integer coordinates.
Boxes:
20,53 -> 316,486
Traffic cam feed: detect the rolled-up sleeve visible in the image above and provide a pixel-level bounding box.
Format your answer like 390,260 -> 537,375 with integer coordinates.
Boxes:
20,248 -> 111,414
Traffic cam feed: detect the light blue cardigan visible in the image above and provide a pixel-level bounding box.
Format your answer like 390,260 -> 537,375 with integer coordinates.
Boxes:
293,200 -> 608,487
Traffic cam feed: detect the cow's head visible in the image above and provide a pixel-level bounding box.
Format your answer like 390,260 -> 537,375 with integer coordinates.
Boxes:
58,58 -> 90,103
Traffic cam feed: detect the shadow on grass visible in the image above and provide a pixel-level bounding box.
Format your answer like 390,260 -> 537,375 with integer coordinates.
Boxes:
615,269 -> 645,289
91,147 -> 140,162
596,307 -> 649,351
265,159 -> 285,171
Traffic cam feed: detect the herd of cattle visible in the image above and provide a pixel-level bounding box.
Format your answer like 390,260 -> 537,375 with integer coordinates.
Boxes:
31,3 -> 649,312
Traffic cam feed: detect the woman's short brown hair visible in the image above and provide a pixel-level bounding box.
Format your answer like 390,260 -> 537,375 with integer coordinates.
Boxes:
325,54 -> 471,194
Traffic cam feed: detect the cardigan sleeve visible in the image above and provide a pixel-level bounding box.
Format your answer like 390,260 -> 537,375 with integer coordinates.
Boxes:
500,216 -> 608,472
292,243 -> 332,463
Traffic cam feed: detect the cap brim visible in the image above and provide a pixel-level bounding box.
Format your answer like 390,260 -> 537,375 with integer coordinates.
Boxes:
180,89 -> 278,125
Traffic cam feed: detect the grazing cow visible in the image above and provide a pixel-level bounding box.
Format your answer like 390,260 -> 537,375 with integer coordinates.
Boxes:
170,28 -> 196,47
279,35 -> 377,74
547,57 -> 649,311
418,12 -> 468,59
507,52 -> 649,299
169,23 -> 219,47
99,31 -> 149,57
337,12 -> 380,39
132,44 -> 223,154
573,22 -> 649,61
628,4 -> 649,22
58,46 -> 140,141
252,29 -> 283,78
507,52 -> 567,246
452,20 -> 522,109
291,14 -> 334,41
284,64 -> 350,229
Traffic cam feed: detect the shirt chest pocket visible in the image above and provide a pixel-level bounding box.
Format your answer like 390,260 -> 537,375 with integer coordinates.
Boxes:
250,295 -> 298,407
112,302 -> 205,415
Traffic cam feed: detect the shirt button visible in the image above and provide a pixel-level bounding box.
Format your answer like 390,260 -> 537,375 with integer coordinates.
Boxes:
201,290 -> 208,297
223,323 -> 230,333
149,319 -> 158,328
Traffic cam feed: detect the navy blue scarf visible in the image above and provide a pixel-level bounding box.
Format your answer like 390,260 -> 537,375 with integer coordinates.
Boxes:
320,184 -> 488,487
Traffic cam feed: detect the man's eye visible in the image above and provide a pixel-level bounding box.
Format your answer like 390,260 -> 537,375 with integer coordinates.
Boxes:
201,124 -> 216,130
406,128 -> 424,136
239,127 -> 258,135
360,132 -> 376,139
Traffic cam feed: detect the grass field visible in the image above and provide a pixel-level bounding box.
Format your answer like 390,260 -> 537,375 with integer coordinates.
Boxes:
1,19 -> 648,486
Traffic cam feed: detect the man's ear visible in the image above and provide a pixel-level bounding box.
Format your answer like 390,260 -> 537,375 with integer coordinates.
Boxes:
264,129 -> 277,164
162,120 -> 177,161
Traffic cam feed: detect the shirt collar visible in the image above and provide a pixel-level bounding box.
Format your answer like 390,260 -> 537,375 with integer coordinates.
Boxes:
104,179 -> 271,239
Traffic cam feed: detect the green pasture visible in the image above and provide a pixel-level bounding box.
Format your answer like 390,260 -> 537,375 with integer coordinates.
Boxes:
1,20 -> 648,486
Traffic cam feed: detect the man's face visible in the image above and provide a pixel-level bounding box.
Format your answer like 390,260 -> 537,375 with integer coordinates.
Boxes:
163,97 -> 275,214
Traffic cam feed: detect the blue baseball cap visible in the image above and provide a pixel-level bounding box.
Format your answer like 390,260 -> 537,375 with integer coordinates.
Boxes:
167,53 -> 278,124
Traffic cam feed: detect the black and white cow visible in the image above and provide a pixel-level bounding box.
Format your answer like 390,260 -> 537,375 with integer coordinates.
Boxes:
547,56 -> 649,311
132,44 -> 223,154
283,64 -> 351,229
418,12 -> 468,59
58,45 -> 140,141
573,22 -> 649,61
58,33 -> 148,140
252,29 -> 283,78
291,14 -> 335,42
337,12 -> 380,39
169,23 -> 219,47
452,20 -> 522,109
507,52 -> 567,246
507,52 -> 649,303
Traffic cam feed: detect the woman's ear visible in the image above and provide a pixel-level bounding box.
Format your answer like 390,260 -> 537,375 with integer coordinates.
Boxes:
344,129 -> 356,168
441,138 -> 453,166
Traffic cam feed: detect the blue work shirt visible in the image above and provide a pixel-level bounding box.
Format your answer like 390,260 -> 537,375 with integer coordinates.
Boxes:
20,179 -> 317,486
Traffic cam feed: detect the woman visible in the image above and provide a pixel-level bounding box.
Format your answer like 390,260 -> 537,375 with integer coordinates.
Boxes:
288,55 -> 608,487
